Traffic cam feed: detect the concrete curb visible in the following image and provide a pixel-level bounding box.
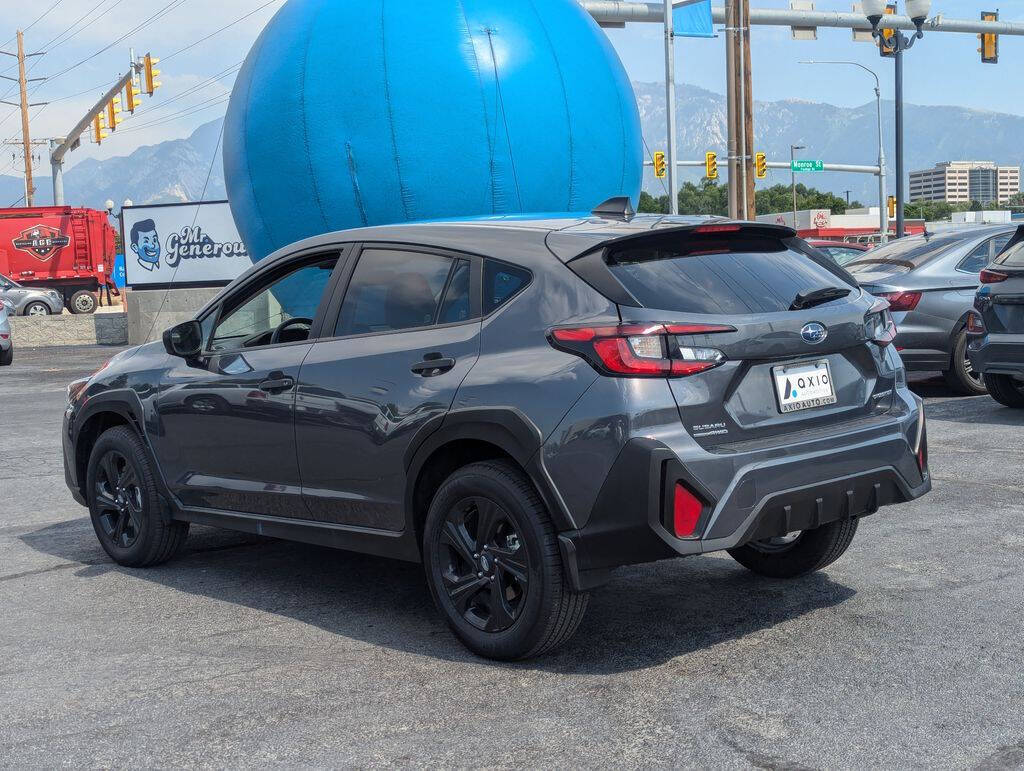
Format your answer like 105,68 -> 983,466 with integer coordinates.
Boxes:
9,313 -> 129,348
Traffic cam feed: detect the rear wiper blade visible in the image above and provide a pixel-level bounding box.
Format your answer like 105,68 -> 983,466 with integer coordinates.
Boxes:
790,286 -> 851,311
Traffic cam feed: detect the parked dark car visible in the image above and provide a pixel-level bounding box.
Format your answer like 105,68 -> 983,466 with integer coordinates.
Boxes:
969,225 -> 1024,408
844,225 -> 1016,395
62,205 -> 931,659
806,240 -> 871,266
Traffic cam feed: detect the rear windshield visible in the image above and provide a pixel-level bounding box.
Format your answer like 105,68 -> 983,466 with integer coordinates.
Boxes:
995,240 -> 1024,268
607,235 -> 855,315
844,235 -> 961,276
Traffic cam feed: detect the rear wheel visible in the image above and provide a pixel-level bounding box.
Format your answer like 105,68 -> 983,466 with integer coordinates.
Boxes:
943,329 -> 987,395
983,373 -> 1024,408
86,426 -> 189,567
423,460 -> 588,660
70,290 -> 97,315
727,518 -> 859,579
23,301 -> 49,316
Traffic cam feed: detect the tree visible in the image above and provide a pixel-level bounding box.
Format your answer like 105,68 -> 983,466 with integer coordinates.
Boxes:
638,181 -> 859,218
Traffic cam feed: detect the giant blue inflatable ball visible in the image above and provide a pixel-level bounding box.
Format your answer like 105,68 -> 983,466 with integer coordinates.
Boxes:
223,0 -> 643,262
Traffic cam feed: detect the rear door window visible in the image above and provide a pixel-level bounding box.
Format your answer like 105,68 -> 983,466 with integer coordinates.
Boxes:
606,235 -> 853,315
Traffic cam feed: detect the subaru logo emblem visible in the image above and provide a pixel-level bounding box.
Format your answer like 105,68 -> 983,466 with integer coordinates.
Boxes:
801,323 -> 828,344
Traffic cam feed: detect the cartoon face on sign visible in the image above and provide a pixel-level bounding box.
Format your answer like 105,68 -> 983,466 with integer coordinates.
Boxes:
130,219 -> 161,271
12,225 -> 71,261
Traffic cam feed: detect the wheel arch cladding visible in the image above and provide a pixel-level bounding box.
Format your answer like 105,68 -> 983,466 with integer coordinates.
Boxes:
222,0 -> 643,262
74,409 -> 137,500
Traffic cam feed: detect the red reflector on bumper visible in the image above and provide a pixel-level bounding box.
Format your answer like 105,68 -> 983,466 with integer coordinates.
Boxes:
673,483 -> 703,538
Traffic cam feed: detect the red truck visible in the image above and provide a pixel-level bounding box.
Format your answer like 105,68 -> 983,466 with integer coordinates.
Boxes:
0,206 -> 118,314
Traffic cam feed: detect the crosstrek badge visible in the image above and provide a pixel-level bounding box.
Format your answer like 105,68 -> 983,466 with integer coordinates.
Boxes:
12,224 -> 71,261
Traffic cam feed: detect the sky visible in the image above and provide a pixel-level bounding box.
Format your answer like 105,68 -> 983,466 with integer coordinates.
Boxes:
0,0 -> 1022,176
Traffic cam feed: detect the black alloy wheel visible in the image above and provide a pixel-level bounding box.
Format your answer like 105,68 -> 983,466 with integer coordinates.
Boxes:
437,496 -> 530,633
93,450 -> 144,549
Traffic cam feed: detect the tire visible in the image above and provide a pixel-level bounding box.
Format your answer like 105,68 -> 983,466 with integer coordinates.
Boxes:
727,517 -> 859,579
0,346 -> 11,366
86,426 -> 188,567
983,373 -> 1024,408
69,290 -> 97,315
422,460 -> 589,660
943,329 -> 988,395
23,301 -> 50,316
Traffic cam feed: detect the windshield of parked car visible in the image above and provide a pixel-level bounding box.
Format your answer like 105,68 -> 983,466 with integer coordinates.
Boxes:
844,235 -> 962,276
0,273 -> 18,289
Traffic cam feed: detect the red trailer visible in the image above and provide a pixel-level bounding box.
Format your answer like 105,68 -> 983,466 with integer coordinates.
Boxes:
0,206 -> 118,314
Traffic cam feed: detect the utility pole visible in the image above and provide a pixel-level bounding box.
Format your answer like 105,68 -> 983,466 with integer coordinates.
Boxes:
663,0 -> 679,214
0,31 -> 46,207
740,0 -> 756,219
725,0 -> 739,218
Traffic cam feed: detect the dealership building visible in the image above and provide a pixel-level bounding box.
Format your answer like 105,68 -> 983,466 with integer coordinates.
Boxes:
909,161 -> 1020,205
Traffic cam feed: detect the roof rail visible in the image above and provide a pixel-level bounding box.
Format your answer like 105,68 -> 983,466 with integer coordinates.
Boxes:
591,196 -> 635,220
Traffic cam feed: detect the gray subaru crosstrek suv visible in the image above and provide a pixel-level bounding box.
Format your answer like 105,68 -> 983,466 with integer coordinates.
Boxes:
62,203 -> 931,660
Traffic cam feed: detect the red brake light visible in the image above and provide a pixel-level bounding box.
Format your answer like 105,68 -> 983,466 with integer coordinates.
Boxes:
673,483 -> 703,538
877,291 -> 922,312
549,323 -> 732,377
980,269 -> 1009,284
693,224 -> 742,234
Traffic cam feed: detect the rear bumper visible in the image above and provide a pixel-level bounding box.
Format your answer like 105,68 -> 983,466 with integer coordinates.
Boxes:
558,397 -> 929,591
968,333 -> 1024,376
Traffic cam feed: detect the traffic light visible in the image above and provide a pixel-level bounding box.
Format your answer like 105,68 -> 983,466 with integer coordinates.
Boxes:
124,78 -> 142,113
93,113 -> 108,145
879,4 -> 897,57
653,151 -> 667,179
980,11 -> 999,64
705,151 -> 718,180
755,152 -> 767,179
107,95 -> 122,131
144,53 -> 161,95
887,196 -> 897,219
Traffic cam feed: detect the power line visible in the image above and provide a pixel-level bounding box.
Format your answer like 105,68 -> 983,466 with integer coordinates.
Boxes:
1,0 -> 66,48
116,94 -> 230,134
164,0 -> 282,62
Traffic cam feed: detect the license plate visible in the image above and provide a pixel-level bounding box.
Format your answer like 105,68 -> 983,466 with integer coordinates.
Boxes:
772,359 -> 837,414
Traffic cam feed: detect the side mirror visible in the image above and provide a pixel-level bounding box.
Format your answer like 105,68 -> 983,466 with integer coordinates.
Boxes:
163,320 -> 203,358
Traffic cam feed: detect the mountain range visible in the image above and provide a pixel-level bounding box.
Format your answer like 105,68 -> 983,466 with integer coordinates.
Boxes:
4,82 -> 1022,211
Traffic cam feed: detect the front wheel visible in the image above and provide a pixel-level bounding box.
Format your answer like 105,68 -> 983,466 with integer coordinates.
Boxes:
423,461 -> 588,660
86,426 -> 189,567
983,373 -> 1024,408
23,301 -> 50,316
943,329 -> 988,395
727,518 -> 859,579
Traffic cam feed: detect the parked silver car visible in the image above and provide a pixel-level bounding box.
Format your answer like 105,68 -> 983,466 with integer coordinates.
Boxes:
0,273 -> 64,316
0,298 -> 13,366
845,225 -> 1016,394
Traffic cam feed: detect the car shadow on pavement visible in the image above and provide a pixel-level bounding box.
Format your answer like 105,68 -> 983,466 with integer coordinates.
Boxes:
21,517 -> 855,674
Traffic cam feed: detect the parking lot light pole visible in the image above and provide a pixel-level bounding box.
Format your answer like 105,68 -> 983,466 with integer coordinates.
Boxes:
791,144 -> 806,227
863,0 -> 931,239
800,60 -> 888,243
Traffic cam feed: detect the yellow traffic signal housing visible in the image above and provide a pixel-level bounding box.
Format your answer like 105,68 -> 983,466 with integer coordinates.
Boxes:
705,151 -> 718,180
144,53 -> 161,95
125,79 -> 142,113
653,151 -> 667,179
755,152 -> 767,179
107,95 -> 122,131
980,11 -> 999,64
879,4 -> 897,57
93,113 -> 108,145
887,196 -> 897,219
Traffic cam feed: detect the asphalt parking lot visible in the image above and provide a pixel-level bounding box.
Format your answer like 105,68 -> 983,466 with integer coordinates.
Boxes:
2,345 -> 1023,768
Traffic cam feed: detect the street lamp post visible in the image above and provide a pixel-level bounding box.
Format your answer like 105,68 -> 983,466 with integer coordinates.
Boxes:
791,144 -> 806,227
799,60 -> 888,243
863,0 -> 932,238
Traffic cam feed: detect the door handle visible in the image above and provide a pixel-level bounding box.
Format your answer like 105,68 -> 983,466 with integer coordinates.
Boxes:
411,356 -> 456,376
258,376 -> 295,393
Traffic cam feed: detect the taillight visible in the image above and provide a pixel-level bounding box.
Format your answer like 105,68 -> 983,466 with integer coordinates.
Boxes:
876,291 -> 922,312
549,323 -> 733,377
980,269 -> 1009,284
967,311 -> 986,335
673,482 -> 704,538
864,301 -> 897,347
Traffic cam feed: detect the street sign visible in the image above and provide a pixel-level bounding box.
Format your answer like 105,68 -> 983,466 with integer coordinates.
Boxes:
791,159 -> 824,173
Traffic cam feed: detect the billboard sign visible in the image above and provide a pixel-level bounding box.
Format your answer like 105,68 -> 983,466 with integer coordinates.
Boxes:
122,201 -> 251,288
